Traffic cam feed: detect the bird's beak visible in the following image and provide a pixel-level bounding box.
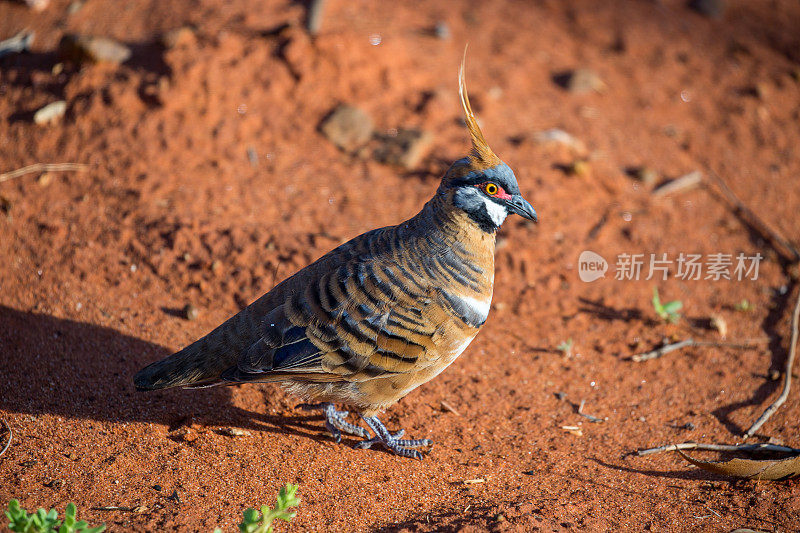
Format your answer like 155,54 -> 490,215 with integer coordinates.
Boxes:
507,194 -> 538,223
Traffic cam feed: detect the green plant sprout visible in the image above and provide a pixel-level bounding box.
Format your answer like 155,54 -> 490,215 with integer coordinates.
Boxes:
556,338 -> 574,357
233,484 -> 300,533
734,299 -> 752,312
652,287 -> 682,323
5,500 -> 105,533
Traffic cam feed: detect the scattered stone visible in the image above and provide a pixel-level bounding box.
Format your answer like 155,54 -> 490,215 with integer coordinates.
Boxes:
246,146 -> 259,168
210,260 -> 222,275
182,303 -> 199,321
37,173 -> 52,186
433,21 -> 451,40
24,0 -> 49,10
169,426 -> 198,443
161,26 -> 196,49
631,166 -> 658,186
533,129 -> 587,156
562,425 -> 583,437
568,159 -> 590,177
556,68 -> 606,94
320,105 -> 374,152
768,368 -> 781,381
0,30 -> 35,59
306,0 -> 326,36
216,427 -> 251,437
67,1 -> 84,15
44,479 -> 64,490
689,0 -> 725,19
710,314 -> 728,339
373,128 -> 433,169
652,170 -> 703,197
33,100 -> 67,126
59,34 -> 132,65
487,86 -> 503,100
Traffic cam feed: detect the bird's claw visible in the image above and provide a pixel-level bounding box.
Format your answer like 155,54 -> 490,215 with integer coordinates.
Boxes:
357,416 -> 433,459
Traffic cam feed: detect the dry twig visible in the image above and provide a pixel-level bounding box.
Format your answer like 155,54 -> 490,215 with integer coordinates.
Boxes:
636,441 -> 800,457
577,399 -> 604,423
0,163 -> 88,184
630,338 -> 765,362
743,287 -> 800,439
440,400 -> 461,416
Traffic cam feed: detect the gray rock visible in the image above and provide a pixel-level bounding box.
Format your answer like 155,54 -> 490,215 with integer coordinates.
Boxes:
59,34 -> 131,65
373,129 -> 433,169
34,100 -> 67,125
161,26 -> 196,49
557,68 -> 606,94
182,304 -> 199,321
434,22 -> 451,40
320,105 -> 374,152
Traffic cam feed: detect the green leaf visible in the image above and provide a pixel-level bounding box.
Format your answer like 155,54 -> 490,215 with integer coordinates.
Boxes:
242,508 -> 259,523
662,301 -> 682,314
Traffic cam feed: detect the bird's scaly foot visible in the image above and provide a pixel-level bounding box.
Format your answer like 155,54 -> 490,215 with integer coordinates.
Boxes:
298,402 -> 370,442
355,415 -> 432,460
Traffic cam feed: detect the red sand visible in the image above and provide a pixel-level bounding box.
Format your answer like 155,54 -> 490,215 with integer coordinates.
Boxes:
1,0 -> 799,530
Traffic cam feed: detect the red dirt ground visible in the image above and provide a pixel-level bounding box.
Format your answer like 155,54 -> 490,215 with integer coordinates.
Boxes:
2,0 -> 800,531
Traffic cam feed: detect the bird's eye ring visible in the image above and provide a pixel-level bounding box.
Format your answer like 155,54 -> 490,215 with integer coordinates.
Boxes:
484,182 -> 499,196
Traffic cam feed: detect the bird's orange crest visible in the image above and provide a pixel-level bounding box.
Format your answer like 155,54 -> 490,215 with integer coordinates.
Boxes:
459,49 -> 501,171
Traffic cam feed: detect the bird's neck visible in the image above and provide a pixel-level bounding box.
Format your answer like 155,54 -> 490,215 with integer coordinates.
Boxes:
411,193 -> 497,258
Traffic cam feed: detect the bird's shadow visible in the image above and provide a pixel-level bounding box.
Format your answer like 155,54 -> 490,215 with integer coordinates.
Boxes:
0,304 -> 340,445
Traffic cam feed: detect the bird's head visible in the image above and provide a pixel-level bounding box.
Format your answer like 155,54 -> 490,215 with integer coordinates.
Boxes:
438,56 -> 537,233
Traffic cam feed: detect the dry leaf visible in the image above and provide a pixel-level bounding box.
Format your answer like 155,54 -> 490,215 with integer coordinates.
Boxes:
677,450 -> 800,480
710,314 -> 728,339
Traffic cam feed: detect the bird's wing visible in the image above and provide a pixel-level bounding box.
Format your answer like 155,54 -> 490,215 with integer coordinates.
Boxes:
221,254 -> 448,384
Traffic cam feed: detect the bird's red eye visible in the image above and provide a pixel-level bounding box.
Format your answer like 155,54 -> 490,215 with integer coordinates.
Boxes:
483,182 -> 499,196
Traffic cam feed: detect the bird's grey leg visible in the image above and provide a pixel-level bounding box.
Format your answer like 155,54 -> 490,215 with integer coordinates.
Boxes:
298,403 -> 369,442
355,415 -> 433,459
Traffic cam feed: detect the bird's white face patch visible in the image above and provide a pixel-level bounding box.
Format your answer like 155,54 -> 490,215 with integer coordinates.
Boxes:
481,197 -> 508,227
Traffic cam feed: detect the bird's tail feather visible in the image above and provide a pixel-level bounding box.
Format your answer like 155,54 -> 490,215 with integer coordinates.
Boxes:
134,309 -> 259,390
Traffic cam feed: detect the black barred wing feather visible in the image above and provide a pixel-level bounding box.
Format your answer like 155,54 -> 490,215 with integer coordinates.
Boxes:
221,254 -> 442,384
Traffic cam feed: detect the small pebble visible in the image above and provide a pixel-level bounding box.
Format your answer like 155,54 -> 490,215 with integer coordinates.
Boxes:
534,129 -> 586,155
372,128 -> 433,169
320,105 -> 374,152
161,26 -> 196,49
633,166 -> 658,186
34,101 -> 67,126
217,427 -> 251,437
560,68 -> 606,94
434,21 -> 451,40
183,304 -> 199,321
59,34 -> 132,64
569,160 -> 590,177
24,0 -> 49,10
0,30 -> 35,59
